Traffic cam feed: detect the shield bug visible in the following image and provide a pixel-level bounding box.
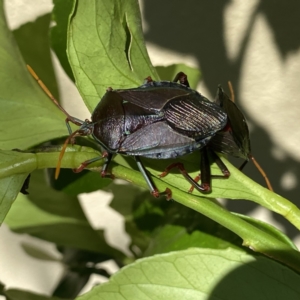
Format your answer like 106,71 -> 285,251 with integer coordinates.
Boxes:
27,66 -> 271,198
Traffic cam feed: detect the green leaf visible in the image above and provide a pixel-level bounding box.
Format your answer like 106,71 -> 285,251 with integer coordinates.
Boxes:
21,242 -> 61,262
109,183 -> 166,255
0,4 -> 67,151
155,63 -> 201,89
143,225 -> 242,257
26,170 -> 87,220
4,170 -> 125,259
109,182 -> 146,217
48,169 -> 111,196
233,213 -> 298,250
50,0 -> 75,81
67,0 -> 158,111
0,174 -> 28,224
77,248 -> 300,300
108,181 -> 244,257
0,4 -> 74,219
13,13 -> 59,100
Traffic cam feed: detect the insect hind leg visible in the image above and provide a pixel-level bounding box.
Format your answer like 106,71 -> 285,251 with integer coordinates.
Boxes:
160,149 -> 230,194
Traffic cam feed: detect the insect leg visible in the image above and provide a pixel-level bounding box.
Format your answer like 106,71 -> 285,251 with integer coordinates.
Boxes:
73,156 -> 104,173
160,148 -> 231,194
173,72 -> 190,87
27,65 -> 84,127
239,160 -> 248,171
188,149 -> 231,193
196,147 -> 211,192
135,156 -> 172,199
72,151 -> 114,179
65,117 -> 86,136
159,162 -> 206,190
100,152 -> 115,178
159,149 -> 211,193
210,151 -> 230,178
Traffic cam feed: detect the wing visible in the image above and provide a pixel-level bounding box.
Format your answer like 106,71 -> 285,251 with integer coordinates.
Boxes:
213,87 -> 251,157
117,81 -> 227,138
118,121 -> 212,159
116,81 -> 191,112
164,96 -> 227,137
208,130 -> 249,159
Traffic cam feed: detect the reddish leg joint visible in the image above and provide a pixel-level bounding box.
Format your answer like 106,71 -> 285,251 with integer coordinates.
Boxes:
159,162 -> 187,178
151,187 -> 172,201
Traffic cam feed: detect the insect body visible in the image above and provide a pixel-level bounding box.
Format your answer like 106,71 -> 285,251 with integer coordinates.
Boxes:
93,80 -> 227,158
27,66 -> 272,198
87,76 -> 228,197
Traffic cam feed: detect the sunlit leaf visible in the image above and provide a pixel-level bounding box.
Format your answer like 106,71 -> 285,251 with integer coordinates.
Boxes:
67,0 -> 158,111
0,5 -> 67,151
77,248 -> 300,300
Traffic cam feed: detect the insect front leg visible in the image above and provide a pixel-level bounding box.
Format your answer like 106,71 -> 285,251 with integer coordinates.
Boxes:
65,116 -> 86,136
73,151 -> 114,179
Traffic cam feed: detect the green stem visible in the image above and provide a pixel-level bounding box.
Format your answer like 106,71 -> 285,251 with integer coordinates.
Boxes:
0,147 -> 102,179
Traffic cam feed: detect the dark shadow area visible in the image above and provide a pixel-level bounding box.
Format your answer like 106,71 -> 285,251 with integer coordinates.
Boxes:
143,0 -> 300,238
208,252 -> 300,300
257,0 -> 300,57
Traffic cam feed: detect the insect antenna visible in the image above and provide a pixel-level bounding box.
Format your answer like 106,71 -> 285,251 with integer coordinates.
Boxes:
27,65 -> 87,179
27,65 -> 83,126
54,130 -> 82,179
228,81 -> 235,103
249,155 -> 273,191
